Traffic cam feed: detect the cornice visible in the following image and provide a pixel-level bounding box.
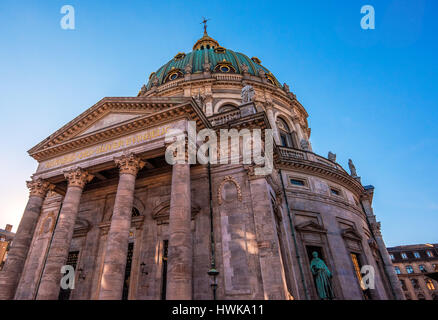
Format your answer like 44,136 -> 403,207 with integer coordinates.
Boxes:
284,187 -> 366,220
276,150 -> 365,197
149,75 -> 308,119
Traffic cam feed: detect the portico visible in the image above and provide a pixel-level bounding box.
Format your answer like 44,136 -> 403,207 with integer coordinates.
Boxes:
0,97 -> 209,300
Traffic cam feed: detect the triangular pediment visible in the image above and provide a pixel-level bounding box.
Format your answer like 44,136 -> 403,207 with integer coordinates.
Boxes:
28,96 -> 210,161
341,227 -> 362,241
76,112 -> 146,137
296,220 -> 327,233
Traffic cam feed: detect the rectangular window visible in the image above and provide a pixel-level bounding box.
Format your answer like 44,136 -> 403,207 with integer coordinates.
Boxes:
411,278 -> 420,289
413,251 -> 420,259
161,240 -> 169,300
394,266 -> 401,274
406,265 -> 414,274
389,254 -> 395,260
419,265 -> 427,273
401,252 -> 408,259
426,279 -> 435,291
400,279 -> 407,291
426,251 -> 434,258
290,178 -> 305,186
58,251 -> 79,300
350,253 -> 372,300
122,242 -> 134,300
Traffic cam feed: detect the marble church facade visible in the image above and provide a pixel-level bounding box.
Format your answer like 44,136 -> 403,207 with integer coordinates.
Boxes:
0,30 -> 404,300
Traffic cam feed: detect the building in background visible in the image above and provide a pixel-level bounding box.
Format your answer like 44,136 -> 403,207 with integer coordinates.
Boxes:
0,225 -> 15,271
0,27 -> 404,300
388,244 -> 438,300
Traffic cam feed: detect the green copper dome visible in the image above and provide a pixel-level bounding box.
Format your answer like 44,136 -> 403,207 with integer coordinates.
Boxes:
146,33 -> 281,89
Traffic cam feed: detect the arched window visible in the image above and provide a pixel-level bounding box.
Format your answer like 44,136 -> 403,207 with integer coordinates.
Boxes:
132,207 -> 140,217
218,104 -> 238,113
277,117 -> 296,148
425,278 -> 435,290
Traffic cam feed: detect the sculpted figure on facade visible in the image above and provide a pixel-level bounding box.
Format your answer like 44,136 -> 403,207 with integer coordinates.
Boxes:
258,69 -> 266,78
348,159 -> 357,177
193,91 -> 205,108
241,85 -> 255,104
240,63 -> 249,74
283,83 -> 290,93
310,252 -> 334,300
184,63 -> 193,74
202,62 -> 211,72
151,75 -> 159,87
328,151 -> 336,162
300,139 -> 310,151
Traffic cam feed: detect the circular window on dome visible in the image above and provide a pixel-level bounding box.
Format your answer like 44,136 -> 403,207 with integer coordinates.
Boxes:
214,46 -> 226,54
214,63 -> 236,74
174,52 -> 186,61
164,70 -> 183,83
266,75 -> 276,85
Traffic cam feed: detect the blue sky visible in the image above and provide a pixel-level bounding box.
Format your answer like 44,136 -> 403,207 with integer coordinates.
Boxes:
0,0 -> 436,246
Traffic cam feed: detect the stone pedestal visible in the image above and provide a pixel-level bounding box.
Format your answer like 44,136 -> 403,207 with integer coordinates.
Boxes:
36,168 -> 93,300
166,163 -> 192,300
0,179 -> 52,300
98,153 -> 144,300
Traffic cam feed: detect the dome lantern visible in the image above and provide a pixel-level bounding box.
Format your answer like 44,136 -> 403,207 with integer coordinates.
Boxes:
193,17 -> 219,51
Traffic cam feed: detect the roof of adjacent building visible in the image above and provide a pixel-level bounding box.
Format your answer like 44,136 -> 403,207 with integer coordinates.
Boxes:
387,243 -> 438,263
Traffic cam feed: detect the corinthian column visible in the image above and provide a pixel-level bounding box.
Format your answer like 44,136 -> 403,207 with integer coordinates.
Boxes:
98,153 -> 144,300
0,178 -> 53,300
36,168 -> 93,300
166,157 -> 192,300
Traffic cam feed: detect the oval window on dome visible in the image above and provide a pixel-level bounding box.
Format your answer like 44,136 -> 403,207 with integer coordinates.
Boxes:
214,46 -> 226,53
266,75 -> 276,85
174,52 -> 186,61
214,63 -> 236,74
164,70 -> 183,83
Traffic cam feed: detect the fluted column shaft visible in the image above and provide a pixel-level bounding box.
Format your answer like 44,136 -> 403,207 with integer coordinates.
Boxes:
98,153 -> 144,300
0,179 -> 53,300
166,162 -> 192,300
36,168 -> 93,300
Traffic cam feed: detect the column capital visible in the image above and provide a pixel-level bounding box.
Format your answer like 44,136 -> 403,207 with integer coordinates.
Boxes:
114,153 -> 145,176
26,178 -> 54,198
64,167 -> 94,189
264,100 -> 274,111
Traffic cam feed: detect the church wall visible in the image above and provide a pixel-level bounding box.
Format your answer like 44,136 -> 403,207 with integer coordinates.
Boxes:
280,168 -> 391,299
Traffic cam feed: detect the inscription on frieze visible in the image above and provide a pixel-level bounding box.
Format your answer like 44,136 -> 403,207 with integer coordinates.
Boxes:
40,124 -> 171,170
